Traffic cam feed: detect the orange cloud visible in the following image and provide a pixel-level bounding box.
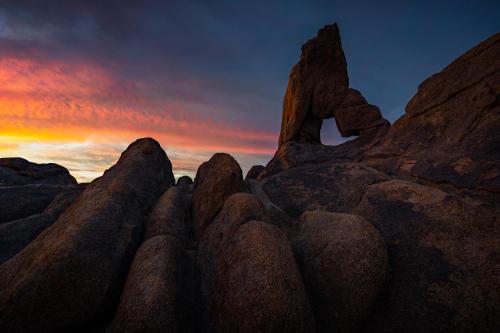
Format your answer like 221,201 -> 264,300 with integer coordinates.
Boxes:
0,55 -> 276,181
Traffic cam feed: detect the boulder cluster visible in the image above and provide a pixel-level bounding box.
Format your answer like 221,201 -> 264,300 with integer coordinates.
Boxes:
0,23 -> 499,333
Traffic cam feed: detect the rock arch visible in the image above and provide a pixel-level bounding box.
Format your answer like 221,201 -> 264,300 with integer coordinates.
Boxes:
278,23 -> 389,148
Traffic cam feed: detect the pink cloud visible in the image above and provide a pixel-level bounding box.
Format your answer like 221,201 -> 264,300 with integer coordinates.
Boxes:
0,54 -> 276,180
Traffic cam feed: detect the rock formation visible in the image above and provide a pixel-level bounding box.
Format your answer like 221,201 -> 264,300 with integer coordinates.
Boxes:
107,235 -> 186,332
278,23 -> 389,148
0,23 -> 499,333
294,211 -> 387,333
0,184 -> 81,223
0,158 -> 79,223
0,186 -> 84,264
245,164 -> 265,180
0,138 -> 174,332
177,175 -> 194,186
0,157 -> 77,186
192,153 -> 245,235
197,193 -> 314,332
267,25 -> 500,333
363,32 -> 500,192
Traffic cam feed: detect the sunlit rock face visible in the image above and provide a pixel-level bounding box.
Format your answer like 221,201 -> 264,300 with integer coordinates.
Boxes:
278,23 -> 389,148
0,24 -> 499,333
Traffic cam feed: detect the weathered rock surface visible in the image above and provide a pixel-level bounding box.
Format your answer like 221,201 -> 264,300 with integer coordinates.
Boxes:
110,176 -> 198,333
334,98 -> 386,137
246,179 -> 296,235
108,235 -> 186,333
258,122 -> 388,180
0,184 -> 79,223
261,162 -> 387,217
177,175 -> 193,186
245,164 -> 265,180
0,186 -> 84,264
256,25 -> 500,333
363,33 -> 500,192
0,138 -> 174,332
197,191 -> 267,322
198,193 -> 314,332
216,220 -> 314,332
294,210 -> 387,333
354,180 -> 500,333
146,186 -> 193,244
192,153 -> 245,234
279,23 -> 348,146
278,23 -> 388,148
406,33 -> 500,117
0,157 -> 77,186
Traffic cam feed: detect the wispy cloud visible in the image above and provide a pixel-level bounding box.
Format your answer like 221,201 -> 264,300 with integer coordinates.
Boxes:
0,54 -> 277,182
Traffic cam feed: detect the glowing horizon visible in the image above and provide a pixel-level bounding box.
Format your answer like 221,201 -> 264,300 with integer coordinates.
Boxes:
0,56 -> 278,182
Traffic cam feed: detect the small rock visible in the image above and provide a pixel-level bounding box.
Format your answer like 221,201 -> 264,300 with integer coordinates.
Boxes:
177,175 -> 193,186
245,165 -> 265,181
192,153 -> 245,235
334,103 -> 385,137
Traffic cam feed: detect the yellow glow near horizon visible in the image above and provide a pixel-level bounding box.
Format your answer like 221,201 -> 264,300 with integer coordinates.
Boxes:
0,56 -> 276,182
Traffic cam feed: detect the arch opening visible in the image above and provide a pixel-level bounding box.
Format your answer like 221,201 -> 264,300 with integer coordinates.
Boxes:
321,117 -> 352,146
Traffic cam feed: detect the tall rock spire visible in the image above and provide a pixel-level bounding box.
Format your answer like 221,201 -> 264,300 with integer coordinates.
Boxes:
278,23 -> 388,148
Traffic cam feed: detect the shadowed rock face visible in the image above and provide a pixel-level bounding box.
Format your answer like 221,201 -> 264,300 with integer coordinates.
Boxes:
363,33 -> 500,192
0,157 -> 77,186
354,180 -> 500,333
198,193 -> 314,333
0,186 -> 85,264
261,162 -> 388,217
109,179 -> 197,333
192,153 -> 245,235
0,184 -> 80,223
245,164 -> 265,181
216,220 -> 314,333
0,158 -> 80,224
0,138 -> 174,332
197,193 -> 266,329
146,186 -> 193,243
294,211 -> 387,333
107,235 -> 185,333
177,175 -> 194,186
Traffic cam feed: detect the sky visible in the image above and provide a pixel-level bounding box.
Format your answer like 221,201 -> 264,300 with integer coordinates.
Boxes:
0,0 -> 499,182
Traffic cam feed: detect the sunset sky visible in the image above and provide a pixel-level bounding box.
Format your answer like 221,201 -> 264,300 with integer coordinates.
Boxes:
1,0 -> 499,182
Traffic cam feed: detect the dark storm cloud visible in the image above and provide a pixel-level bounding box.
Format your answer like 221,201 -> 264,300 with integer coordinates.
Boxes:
1,0 -> 499,141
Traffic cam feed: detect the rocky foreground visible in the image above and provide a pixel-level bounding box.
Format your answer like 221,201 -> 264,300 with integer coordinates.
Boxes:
0,24 -> 499,333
